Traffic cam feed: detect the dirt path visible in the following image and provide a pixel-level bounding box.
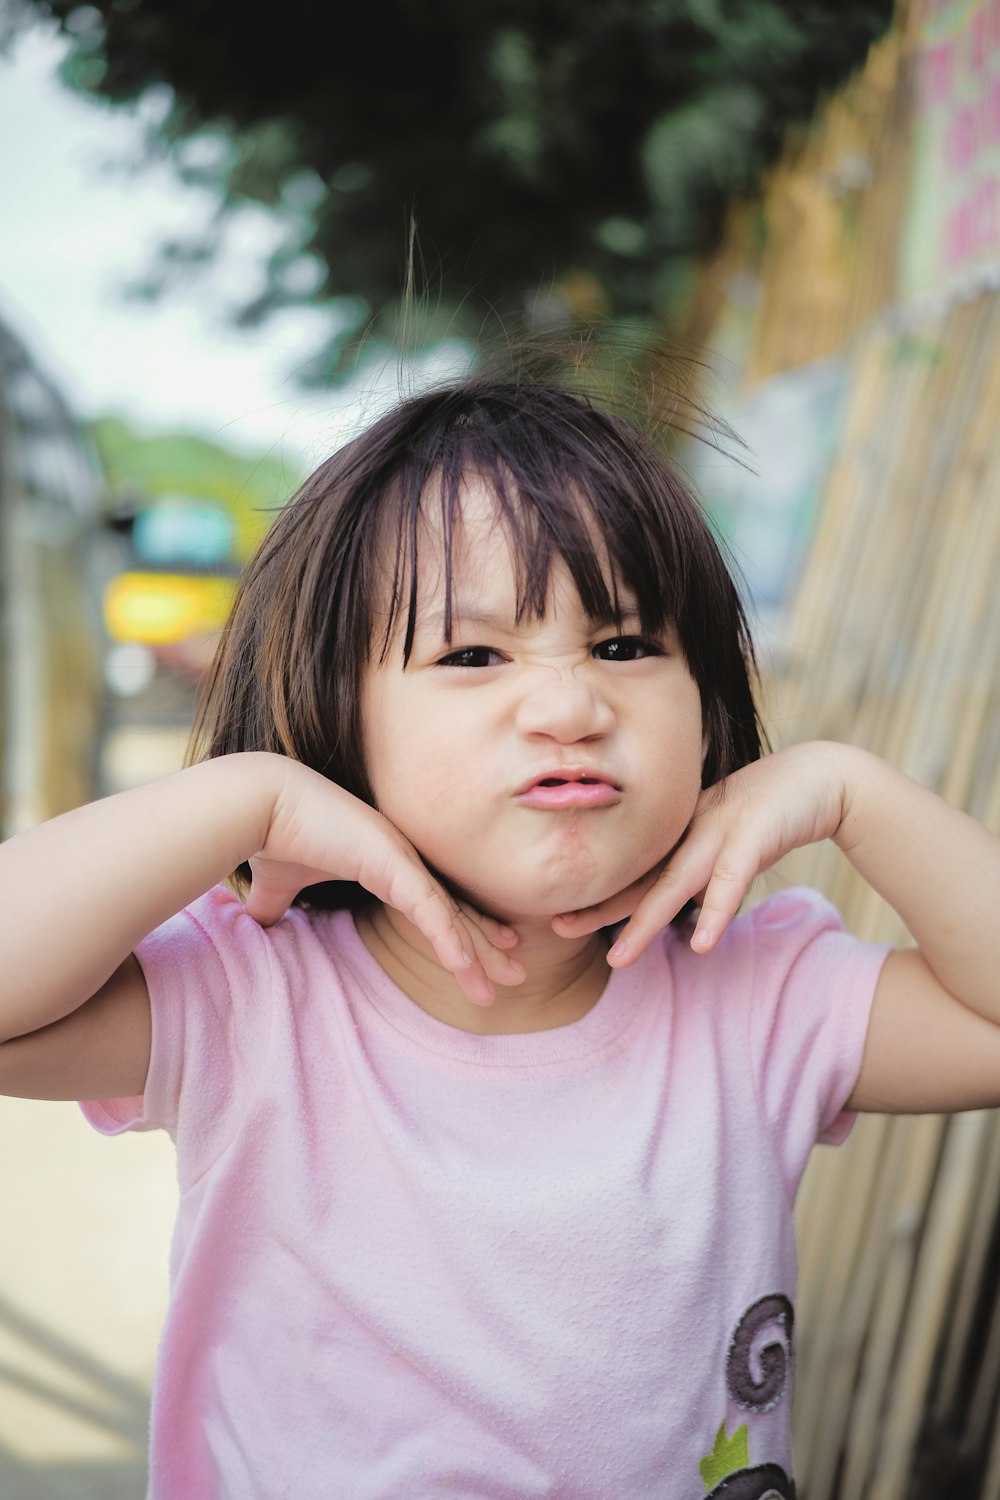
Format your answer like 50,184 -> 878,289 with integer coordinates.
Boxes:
0,1097 -> 177,1498
0,724 -> 187,1497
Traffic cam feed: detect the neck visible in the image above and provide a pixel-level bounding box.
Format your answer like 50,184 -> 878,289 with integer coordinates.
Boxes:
355,902 -> 611,1035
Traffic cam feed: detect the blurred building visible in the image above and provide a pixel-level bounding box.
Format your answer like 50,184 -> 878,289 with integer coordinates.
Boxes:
0,315 -> 104,835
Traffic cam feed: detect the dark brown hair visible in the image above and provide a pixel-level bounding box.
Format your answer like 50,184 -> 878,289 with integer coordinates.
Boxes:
191,369 -> 764,910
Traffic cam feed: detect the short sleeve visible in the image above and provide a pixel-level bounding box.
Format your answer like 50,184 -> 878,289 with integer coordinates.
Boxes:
747,887 -> 889,1193
79,886 -> 278,1186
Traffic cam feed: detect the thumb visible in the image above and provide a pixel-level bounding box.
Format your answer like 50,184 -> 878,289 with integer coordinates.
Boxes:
245,867 -> 302,927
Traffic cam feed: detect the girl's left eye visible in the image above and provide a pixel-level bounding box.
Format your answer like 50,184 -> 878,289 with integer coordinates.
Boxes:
438,646 -> 505,669
593,635 -> 662,662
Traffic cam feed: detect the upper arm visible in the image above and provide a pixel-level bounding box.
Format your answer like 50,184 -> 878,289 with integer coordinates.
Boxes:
848,947 -> 1000,1114
0,955 -> 151,1102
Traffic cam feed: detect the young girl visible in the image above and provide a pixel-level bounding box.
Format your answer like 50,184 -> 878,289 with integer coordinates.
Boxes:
1,374 -> 998,1500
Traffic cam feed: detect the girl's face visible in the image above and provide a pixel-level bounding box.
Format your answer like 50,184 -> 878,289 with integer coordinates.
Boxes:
361,477 -> 706,926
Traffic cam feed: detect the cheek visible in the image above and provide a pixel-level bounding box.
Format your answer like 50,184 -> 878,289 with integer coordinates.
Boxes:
644,698 -> 705,825
358,677 -> 403,812
362,712 -> 462,833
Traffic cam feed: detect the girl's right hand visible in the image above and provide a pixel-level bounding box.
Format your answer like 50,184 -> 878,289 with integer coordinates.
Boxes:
0,753 -> 515,1102
245,761 -> 521,1006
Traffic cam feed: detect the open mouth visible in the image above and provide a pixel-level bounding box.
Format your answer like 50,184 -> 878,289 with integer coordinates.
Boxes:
516,773 -> 621,808
538,776 -> 602,786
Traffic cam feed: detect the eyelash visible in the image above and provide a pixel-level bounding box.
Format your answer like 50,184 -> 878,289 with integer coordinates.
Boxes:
593,635 -> 664,662
437,635 -> 664,669
437,646 -> 506,669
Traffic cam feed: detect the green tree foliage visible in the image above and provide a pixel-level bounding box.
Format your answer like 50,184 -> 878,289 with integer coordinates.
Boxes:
23,0 -> 894,374
90,415 -> 301,561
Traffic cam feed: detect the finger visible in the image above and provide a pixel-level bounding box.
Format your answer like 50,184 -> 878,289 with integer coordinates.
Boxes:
459,911 -> 526,988
246,891 -> 292,928
382,871 -> 522,1003
350,834 -> 493,1005
400,884 -> 498,1007
455,901 -> 521,949
245,871 -> 300,928
605,846 -> 720,965
687,854 -> 757,953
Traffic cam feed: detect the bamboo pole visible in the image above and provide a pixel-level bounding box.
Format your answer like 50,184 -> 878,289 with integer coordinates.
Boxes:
867,1114 -> 992,1500
934,1119 -> 1000,1425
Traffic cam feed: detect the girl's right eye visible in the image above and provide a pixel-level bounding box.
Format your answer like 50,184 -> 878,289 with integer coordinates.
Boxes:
437,646 -> 505,669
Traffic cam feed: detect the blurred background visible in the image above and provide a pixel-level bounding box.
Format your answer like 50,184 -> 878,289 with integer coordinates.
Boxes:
1,0 -> 999,1495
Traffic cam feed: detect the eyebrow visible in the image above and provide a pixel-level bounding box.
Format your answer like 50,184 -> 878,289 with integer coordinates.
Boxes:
416,598 -> 644,638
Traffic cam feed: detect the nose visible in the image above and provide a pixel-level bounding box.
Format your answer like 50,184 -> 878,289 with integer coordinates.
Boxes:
514,670 -> 616,743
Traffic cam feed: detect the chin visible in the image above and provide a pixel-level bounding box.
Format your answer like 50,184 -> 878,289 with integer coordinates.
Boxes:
427,831 -> 661,926
455,869 -> 630,928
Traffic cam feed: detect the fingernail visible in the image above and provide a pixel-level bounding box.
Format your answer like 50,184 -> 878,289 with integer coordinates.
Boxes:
497,924 -> 518,941
692,928 -> 712,949
608,938 -> 628,962
508,959 -> 526,976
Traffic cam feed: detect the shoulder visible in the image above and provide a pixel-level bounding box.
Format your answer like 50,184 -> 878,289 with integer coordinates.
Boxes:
661,885 -> 846,988
108,894 -> 357,1159
743,884 -> 843,941
660,884 -> 883,1117
740,885 -> 885,1007
742,885 -> 846,960
714,883 -> 882,1028
138,885 -> 342,979
142,883 -> 262,950
133,889 -> 360,1081
737,887 -> 886,1154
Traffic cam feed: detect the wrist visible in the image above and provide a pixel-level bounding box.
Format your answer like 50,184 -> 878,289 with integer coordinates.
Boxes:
189,751 -> 296,864
827,745 -> 897,859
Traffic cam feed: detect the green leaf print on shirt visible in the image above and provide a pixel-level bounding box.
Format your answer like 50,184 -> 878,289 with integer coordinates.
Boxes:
700,1421 -> 749,1488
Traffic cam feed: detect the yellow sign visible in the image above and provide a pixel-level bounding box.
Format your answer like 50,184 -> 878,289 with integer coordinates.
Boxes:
104,572 -> 236,645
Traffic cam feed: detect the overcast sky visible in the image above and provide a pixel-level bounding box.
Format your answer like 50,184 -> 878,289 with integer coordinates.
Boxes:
0,22 -> 432,469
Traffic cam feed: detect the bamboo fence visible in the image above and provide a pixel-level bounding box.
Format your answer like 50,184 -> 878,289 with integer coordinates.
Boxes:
689,3 -> 1000,1495
783,296 -> 1000,1500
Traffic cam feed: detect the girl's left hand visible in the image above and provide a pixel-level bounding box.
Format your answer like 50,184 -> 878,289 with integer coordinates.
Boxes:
552,742 -> 851,965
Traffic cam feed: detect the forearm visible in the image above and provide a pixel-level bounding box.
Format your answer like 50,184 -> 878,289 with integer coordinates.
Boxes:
833,745 -> 1000,1021
0,752 -> 283,1042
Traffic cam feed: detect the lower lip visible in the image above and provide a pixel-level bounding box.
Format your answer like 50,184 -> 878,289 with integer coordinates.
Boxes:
516,782 -> 620,809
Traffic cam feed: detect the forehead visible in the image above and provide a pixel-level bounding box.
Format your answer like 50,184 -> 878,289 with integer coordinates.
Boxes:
412,473 -> 542,580
420,472 -> 515,551
412,471 -> 623,621
375,457 -> 676,664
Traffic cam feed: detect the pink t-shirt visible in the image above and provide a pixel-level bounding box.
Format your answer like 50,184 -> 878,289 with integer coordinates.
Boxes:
82,885 -> 886,1499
